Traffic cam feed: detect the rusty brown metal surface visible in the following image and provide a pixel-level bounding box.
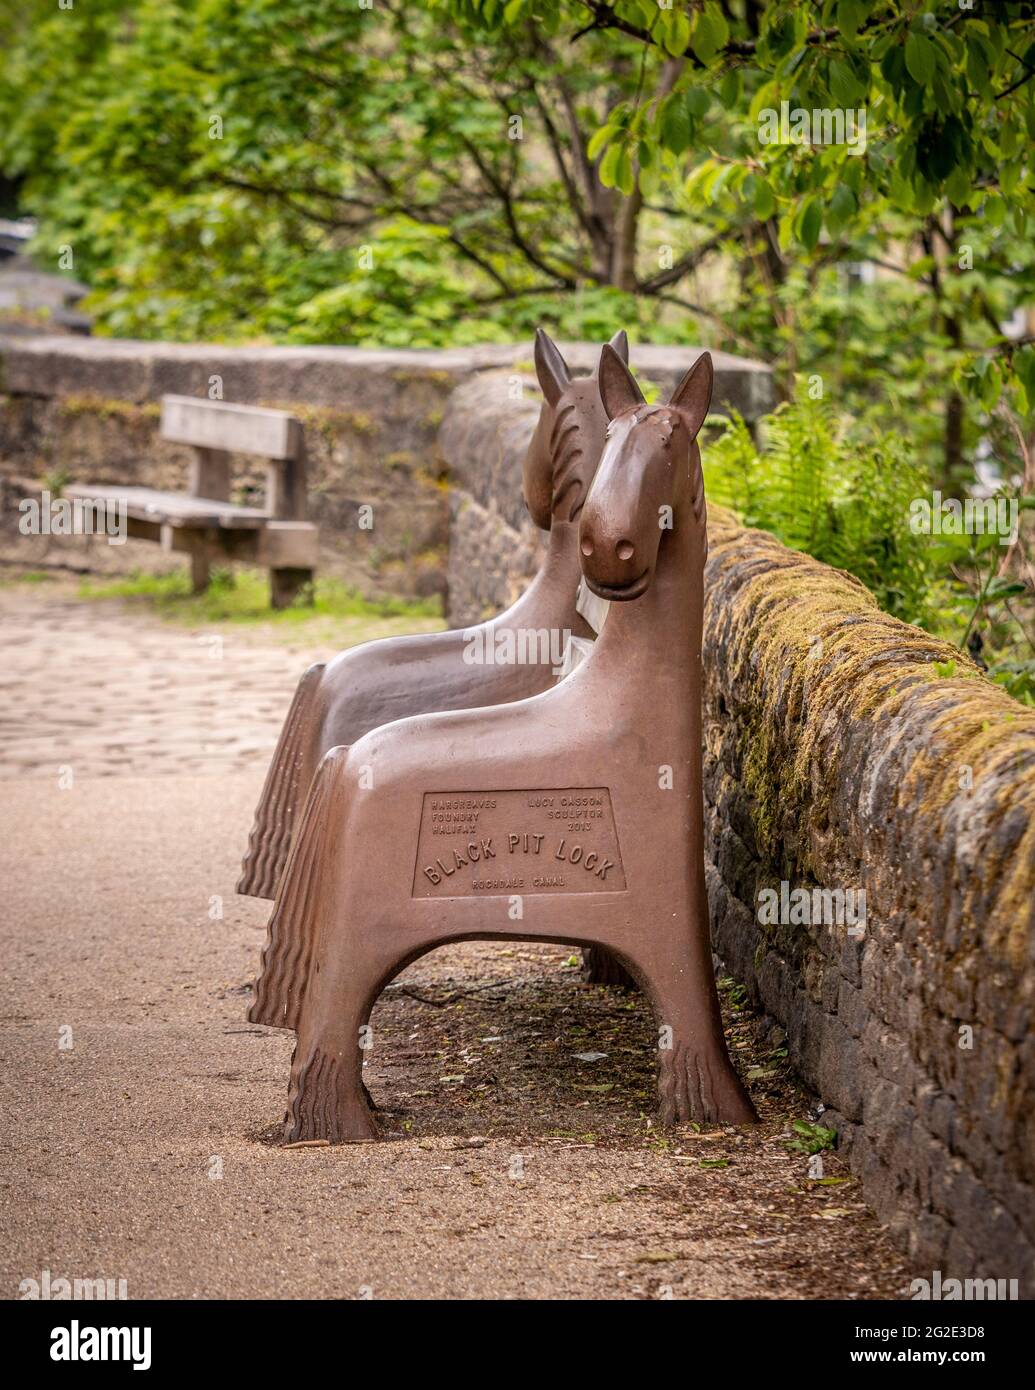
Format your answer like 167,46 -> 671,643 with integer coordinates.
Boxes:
237,329 -> 626,901
251,342 -> 757,1140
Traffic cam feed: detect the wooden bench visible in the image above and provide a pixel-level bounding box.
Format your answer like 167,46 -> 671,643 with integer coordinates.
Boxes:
66,395 -> 318,608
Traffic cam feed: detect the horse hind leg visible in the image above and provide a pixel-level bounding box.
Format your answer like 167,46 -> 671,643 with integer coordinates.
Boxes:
249,744 -> 350,1030
285,1024 -> 380,1144
238,662 -> 325,900
284,941 -> 387,1144
581,946 -> 638,989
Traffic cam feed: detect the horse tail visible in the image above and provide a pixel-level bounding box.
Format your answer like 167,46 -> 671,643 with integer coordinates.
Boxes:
238,662 -> 325,900
248,745 -> 350,1030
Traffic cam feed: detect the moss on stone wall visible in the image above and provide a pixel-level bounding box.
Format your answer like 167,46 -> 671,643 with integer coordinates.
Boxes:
705,505 -> 1035,968
58,394 -> 161,424
703,504 -> 1035,1283
284,403 -> 378,436
390,368 -> 453,385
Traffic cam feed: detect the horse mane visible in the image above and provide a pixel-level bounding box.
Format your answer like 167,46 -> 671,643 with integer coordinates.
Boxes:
549,399 -> 589,523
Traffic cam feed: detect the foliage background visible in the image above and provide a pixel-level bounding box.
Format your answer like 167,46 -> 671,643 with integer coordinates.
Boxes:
1,0 -> 1034,692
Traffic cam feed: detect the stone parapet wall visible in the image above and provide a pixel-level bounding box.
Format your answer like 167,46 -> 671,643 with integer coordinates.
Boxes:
0,336 -> 463,598
438,371 -> 544,625
0,334 -> 771,608
702,510 -> 1035,1286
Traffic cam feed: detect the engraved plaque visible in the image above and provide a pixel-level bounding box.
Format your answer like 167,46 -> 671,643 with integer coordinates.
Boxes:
412,788 -> 626,897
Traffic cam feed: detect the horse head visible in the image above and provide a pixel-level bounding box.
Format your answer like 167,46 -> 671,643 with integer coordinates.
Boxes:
578,345 -> 713,601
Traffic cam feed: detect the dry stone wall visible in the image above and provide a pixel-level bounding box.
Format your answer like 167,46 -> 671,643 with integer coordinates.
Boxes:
0,334 -> 771,609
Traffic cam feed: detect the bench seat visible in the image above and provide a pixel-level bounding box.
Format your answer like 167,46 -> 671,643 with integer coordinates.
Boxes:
66,483 -> 274,530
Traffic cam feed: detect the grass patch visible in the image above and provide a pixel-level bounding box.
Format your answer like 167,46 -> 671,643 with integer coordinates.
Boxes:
75,566 -> 445,645
0,569 -> 58,586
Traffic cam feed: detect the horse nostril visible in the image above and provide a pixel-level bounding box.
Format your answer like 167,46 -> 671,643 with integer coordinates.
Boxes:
616,540 -> 635,562
580,537 -> 594,557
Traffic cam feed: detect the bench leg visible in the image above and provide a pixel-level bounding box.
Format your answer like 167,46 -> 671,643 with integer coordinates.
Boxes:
271,567 -> 314,610
191,551 -> 211,594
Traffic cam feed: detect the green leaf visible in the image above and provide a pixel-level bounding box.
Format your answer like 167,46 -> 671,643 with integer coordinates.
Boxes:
828,59 -> 861,107
754,177 -> 776,220
944,165 -> 971,208
979,361 -> 1003,410
660,97 -> 691,155
986,578 -> 1027,598
692,6 -> 727,64
827,182 -> 856,233
966,42 -> 994,98
686,86 -> 710,119
881,43 -> 907,91
661,9 -> 691,59
614,146 -> 635,197
586,124 -> 611,162
836,0 -> 867,39
1014,346 -> 1035,398
799,197 -> 823,251
905,32 -> 936,86
598,140 -> 621,187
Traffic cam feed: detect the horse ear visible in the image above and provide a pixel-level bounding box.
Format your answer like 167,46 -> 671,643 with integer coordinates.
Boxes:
592,330 -> 629,377
669,351 -> 714,437
608,328 -> 629,364
534,327 -> 571,407
598,342 -> 645,420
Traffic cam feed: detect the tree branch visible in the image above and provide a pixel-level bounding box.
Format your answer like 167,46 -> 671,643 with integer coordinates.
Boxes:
638,231 -> 726,294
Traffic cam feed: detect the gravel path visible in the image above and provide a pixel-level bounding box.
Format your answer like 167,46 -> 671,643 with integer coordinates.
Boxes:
0,580 -> 910,1299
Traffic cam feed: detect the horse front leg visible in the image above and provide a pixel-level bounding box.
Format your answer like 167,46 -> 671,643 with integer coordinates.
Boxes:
621,938 -> 757,1128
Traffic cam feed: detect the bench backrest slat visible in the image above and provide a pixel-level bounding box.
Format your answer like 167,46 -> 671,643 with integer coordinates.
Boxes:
161,395 -> 301,460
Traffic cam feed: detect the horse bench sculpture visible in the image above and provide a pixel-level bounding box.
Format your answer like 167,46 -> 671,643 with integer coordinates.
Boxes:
250,342 -> 757,1141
